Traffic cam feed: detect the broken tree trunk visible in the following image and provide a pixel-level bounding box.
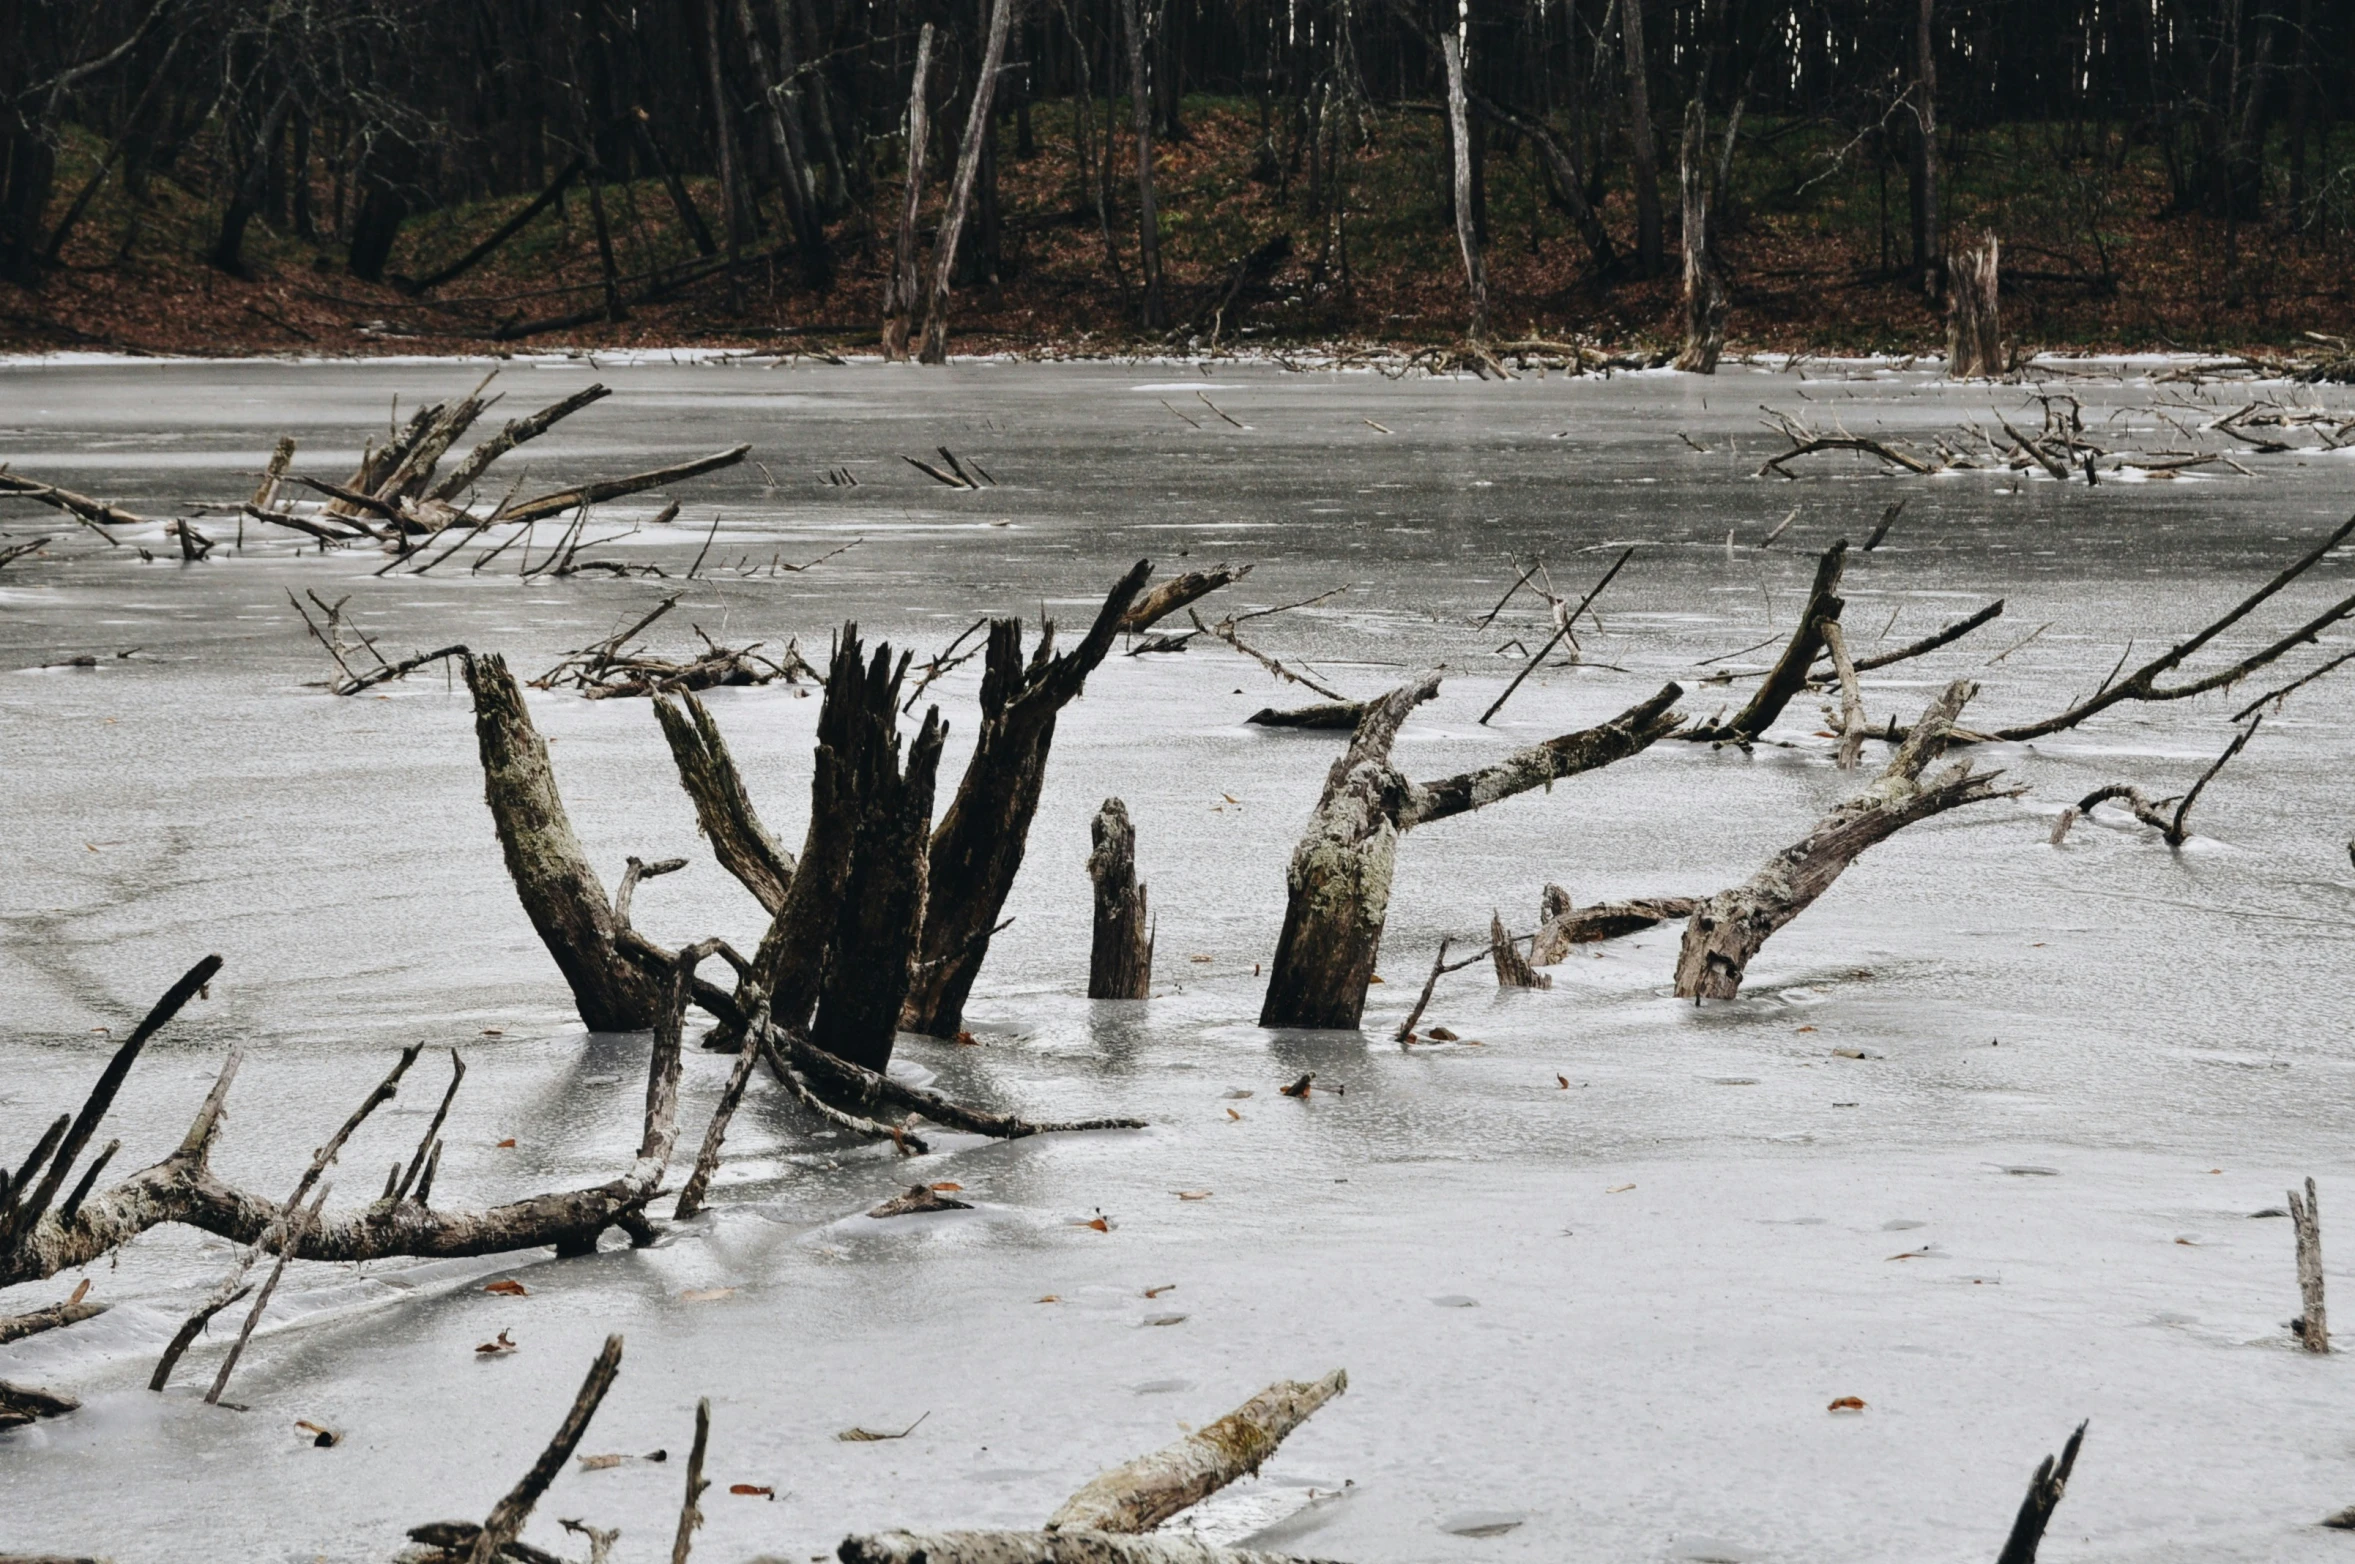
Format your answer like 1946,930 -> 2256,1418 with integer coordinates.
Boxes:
654,692 -> 793,916
1489,913 -> 1548,988
901,561 -> 1151,1038
880,24 -> 936,362
465,653 -> 660,1030
1121,562 -> 1253,634
807,651 -> 947,1074
1260,678 -> 1683,1029
2291,1176 -> 2329,1353
1087,799 -> 1153,1000
1673,680 -> 2020,1000
1947,232 -> 2002,379
1994,1422 -> 2087,1564
1681,539 -> 1847,744
431,385 -> 611,504
1048,1370 -> 1347,1533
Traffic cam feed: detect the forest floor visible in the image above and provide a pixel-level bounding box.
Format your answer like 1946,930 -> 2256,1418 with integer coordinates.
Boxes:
4,98 -> 2351,360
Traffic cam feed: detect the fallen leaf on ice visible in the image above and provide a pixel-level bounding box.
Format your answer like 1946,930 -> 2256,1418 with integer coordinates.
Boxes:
1886,1246 -> 1934,1260
483,1279 -> 528,1296
730,1483 -> 775,1497
837,1413 -> 928,1442
475,1330 -> 516,1356
1174,1190 -> 1212,1200
480,1028 -> 504,1037
1037,1295 -> 1061,1303
929,1182 -> 964,1192
1606,1184 -> 1635,1194
1225,1108 -> 1242,1121
1827,1397 -> 1866,1412
67,1279 -> 90,1306
1080,1216 -> 1111,1232
1221,794 -> 1239,804
1795,1025 -> 1817,1033
953,1030 -> 981,1047
578,1454 -> 623,1471
1557,1075 -> 1571,1088
1369,974 -> 1384,984
1427,1026 -> 1457,1041
681,1287 -> 737,1302
1143,1284 -> 1177,1298
495,1138 -> 517,1149
1188,954 -> 1214,963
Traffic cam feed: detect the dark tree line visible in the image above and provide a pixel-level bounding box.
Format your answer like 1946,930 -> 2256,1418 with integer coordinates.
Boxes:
4,0 -> 2350,320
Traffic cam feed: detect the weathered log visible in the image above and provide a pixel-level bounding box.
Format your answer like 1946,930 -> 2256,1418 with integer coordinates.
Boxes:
1489,914 -> 1548,988
492,445 -> 751,527
1947,232 -> 2003,380
0,1288 -> 107,1345
465,653 -> 660,1030
1260,679 -> 1683,1029
902,562 -> 1152,1038
880,24 -> 936,363
432,385 -> 612,504
1529,889 -> 1698,961
1087,799 -> 1153,1000
672,1395 -> 713,1564
1247,700 -> 1365,730
1680,540 -> 1847,744
655,692 -> 794,915
2290,1176 -> 2328,1353
1847,599 -> 2004,672
0,472 -> 140,542
1048,1370 -> 1347,1534
1821,620 -> 1866,770
843,1536 -> 1340,1564
811,680 -> 947,1074
375,373 -> 497,504
0,1381 -> 80,1430
1122,562 -> 1253,635
1673,680 -> 2021,1000
1994,1421 -> 2086,1564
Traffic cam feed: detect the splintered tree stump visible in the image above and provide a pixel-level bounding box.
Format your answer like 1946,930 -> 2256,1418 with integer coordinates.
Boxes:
902,562 -> 1150,1038
1489,913 -> 1549,988
1674,680 -> 2021,1000
464,653 -> 659,1031
806,645 -> 947,1076
1121,562 -> 1253,635
1087,799 -> 1153,1000
1947,232 -> 2003,380
1260,677 -> 1683,1030
1994,1421 -> 2086,1564
2291,1177 -> 2329,1352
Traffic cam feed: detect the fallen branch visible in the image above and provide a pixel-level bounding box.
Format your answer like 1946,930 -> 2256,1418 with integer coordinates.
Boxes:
0,1282 -> 107,1345
2047,717 -> 2262,848
1680,540 -> 1847,744
494,446 -> 752,526
1121,563 -> 1254,634
1190,609 -> 1350,703
1047,1370 -> 1348,1533
1529,888 -> 1699,961
0,472 -> 139,542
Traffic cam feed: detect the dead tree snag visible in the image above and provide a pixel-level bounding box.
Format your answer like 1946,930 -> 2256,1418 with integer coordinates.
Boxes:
1674,680 -> 2021,1000
1087,799 -> 1153,1000
465,653 -> 661,1030
1121,562 -> 1253,635
1995,1421 -> 2086,1564
1947,233 -> 2002,379
902,561 -> 1151,1037
1528,886 -> 1698,961
2291,1177 -> 2328,1352
1680,540 -> 1847,744
1260,678 -> 1683,1029
1489,914 -> 1548,988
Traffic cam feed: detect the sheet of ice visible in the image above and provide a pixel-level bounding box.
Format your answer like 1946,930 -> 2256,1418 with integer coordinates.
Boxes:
2,357 -> 2353,1562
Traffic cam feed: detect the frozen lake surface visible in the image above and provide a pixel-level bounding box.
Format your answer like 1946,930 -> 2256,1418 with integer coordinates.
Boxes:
3,354 -> 2354,1563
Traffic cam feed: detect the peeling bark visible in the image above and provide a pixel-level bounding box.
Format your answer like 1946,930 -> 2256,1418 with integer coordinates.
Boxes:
1529,887 -> 1698,961
1121,562 -> 1252,634
1673,681 -> 2021,1000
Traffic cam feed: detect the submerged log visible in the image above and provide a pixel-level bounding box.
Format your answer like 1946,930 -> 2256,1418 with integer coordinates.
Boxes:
492,445 -> 751,526
1048,1370 -> 1347,1533
465,653 -> 660,1030
0,1288 -> 108,1345
1528,891 -> 1699,960
1246,700 -> 1365,730
1260,678 -> 1683,1029
1673,680 -> 2020,1000
902,561 -> 1151,1038
1681,539 -> 1846,744
1087,799 -> 1153,1000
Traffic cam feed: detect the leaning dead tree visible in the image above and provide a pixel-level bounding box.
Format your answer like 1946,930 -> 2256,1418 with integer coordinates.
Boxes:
901,562 -> 1152,1038
1088,799 -> 1153,1000
1682,540 -> 1848,745
1260,677 -> 1684,1029
1674,681 -> 2021,1000
466,652 -> 663,1031
1947,233 -> 2003,380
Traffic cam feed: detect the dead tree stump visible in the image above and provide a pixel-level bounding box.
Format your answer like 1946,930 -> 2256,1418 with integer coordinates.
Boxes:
1674,680 -> 2020,1000
1259,678 -> 1683,1029
1489,913 -> 1549,988
464,653 -> 659,1030
901,562 -> 1150,1037
1947,232 -> 2002,379
1087,800 -> 1153,1000
2291,1177 -> 2329,1352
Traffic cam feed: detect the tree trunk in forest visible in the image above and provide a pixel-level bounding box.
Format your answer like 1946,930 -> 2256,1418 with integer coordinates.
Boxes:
1673,680 -> 2019,1001
919,0 -> 1016,362
1621,0 -> 1663,275
1120,0 -> 1169,330
1672,98 -> 1726,373
211,89 -> 293,277
1260,678 -> 1684,1030
1946,231 -> 2001,378
633,111 -> 718,259
703,0 -> 750,308
463,654 -> 660,1031
1441,34 -> 1488,341
346,175 -> 409,283
881,24 -> 936,361
1087,798 -> 1153,1000
902,561 -> 1152,1036
1910,0 -> 1941,297
733,0 -> 833,290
